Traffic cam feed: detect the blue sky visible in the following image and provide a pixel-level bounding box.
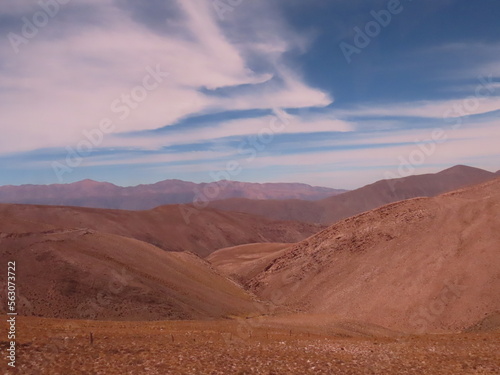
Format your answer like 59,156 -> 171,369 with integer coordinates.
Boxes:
0,0 -> 499,189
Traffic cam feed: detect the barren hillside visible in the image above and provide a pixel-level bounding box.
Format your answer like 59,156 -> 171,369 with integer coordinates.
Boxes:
248,177 -> 500,333
0,230 -> 262,320
0,204 -> 323,257
207,243 -> 291,284
210,165 -> 497,224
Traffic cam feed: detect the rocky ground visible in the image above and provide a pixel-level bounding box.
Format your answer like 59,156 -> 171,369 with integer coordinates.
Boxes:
1,317 -> 499,374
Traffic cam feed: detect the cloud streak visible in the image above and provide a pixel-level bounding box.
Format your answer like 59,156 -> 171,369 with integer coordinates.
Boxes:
0,0 -> 331,155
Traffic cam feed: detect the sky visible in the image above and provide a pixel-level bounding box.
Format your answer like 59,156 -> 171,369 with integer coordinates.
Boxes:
0,0 -> 499,189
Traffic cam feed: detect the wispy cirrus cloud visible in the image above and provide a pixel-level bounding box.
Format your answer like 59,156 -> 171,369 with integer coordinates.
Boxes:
0,0 -> 331,155
98,109 -> 353,150
334,96 -> 500,119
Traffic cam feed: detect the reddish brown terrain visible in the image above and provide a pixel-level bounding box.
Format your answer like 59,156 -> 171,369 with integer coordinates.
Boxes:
1,173 -> 499,374
207,243 -> 291,284
1,316 -> 499,374
247,177 -> 500,333
0,179 -> 345,210
210,165 -> 498,224
0,230 -> 264,321
0,203 -> 322,257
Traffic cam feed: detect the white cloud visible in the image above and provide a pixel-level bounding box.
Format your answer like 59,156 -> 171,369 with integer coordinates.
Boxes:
335,96 -> 500,119
219,119 -> 500,188
54,117 -> 499,190
97,109 -> 352,150
0,0 -> 331,155
81,150 -> 232,168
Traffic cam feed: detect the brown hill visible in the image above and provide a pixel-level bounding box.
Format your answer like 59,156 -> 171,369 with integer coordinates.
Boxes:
210,165 -> 497,224
247,177 -> 500,333
207,243 -> 291,285
0,229 -> 261,320
0,203 -> 322,257
0,179 -> 344,210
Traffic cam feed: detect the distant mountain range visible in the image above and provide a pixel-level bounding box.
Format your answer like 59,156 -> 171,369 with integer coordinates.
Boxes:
0,179 -> 345,210
210,165 -> 498,224
0,165 -> 497,225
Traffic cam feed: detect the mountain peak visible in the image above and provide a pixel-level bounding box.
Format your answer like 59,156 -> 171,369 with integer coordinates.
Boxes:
72,179 -> 117,188
75,179 -> 103,186
438,165 -> 492,176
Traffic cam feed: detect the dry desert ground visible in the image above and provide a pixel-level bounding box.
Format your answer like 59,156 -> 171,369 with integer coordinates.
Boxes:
1,316 -> 499,375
